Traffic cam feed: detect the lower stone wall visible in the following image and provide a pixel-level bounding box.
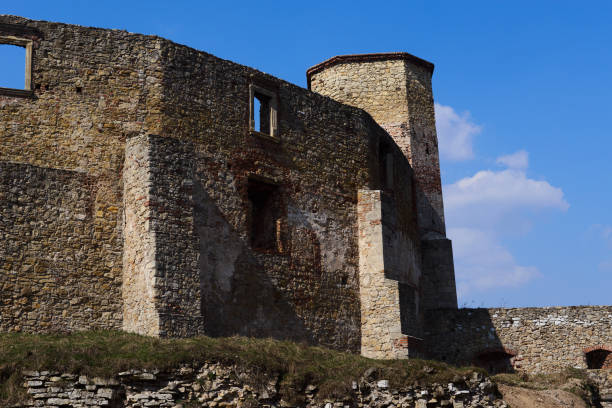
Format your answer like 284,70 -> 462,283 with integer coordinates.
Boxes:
425,306 -> 612,373
0,161 -> 122,333
18,364 -> 507,408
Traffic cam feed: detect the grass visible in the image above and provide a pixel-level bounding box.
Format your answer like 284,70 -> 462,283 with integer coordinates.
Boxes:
492,367 -> 589,391
0,331 -> 485,405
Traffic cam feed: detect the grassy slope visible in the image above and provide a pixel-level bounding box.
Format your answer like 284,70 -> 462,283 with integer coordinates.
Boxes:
0,331 -> 484,405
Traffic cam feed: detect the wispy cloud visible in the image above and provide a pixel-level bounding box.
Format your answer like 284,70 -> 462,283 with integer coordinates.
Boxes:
450,227 -> 540,295
438,118 -> 569,295
444,164 -> 569,230
434,103 -> 481,161
593,224 -> 612,247
496,150 -> 529,170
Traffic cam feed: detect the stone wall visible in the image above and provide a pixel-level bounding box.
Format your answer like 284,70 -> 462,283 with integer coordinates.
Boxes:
0,15 -> 164,333
425,306 -> 612,373
358,189 -> 405,359
307,54 -> 444,237
1,15 -> 451,357
145,40 -> 430,350
0,162 -> 121,331
308,54 -> 457,311
17,364 -> 508,408
587,369 -> 612,408
122,135 -> 159,336
147,135 -> 205,337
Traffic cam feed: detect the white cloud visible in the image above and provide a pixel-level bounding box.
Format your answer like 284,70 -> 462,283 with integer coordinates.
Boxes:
435,103 -> 481,161
443,148 -> 568,297
497,150 -> 529,170
444,168 -> 569,226
450,227 -> 540,295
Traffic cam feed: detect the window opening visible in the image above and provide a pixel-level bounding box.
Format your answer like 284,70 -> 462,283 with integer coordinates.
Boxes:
253,92 -> 270,133
586,349 -> 612,369
250,84 -> 278,138
253,95 -> 262,132
0,43 -> 26,89
248,179 -> 281,252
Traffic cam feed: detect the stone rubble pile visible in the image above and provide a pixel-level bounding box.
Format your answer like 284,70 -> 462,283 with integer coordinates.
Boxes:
16,363 -> 511,408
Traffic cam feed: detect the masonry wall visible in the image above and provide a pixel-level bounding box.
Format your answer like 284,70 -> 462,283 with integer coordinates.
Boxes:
0,15 -> 164,333
308,56 -> 457,311
0,16 -> 429,355
0,162 -> 121,331
147,135 -> 205,337
148,41 -> 428,350
425,306 -> 612,373
308,56 -> 444,236
123,135 -> 159,336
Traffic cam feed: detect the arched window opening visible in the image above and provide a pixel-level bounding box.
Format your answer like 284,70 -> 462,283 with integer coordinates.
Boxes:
474,349 -> 515,374
586,349 -> 612,369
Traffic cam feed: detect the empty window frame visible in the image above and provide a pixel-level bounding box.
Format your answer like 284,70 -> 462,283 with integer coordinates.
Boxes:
249,84 -> 278,138
248,178 -> 282,252
0,36 -> 33,91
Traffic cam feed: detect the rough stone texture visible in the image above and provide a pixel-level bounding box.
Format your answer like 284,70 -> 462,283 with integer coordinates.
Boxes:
0,14 -> 163,334
2,15 -> 610,372
0,162 -> 122,332
145,135 -> 204,337
0,16 -> 436,355
123,135 -> 159,336
16,365 -> 510,408
308,54 -> 457,311
425,306 -> 612,373
357,189 -> 423,359
588,369 -> 612,407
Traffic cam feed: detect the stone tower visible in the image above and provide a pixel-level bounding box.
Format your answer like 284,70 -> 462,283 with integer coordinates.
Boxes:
307,53 -> 457,314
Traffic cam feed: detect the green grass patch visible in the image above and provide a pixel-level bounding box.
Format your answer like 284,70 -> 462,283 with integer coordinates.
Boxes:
0,331 -> 484,405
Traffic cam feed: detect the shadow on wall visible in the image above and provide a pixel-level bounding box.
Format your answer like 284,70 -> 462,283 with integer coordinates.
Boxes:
424,309 -> 516,374
192,180 -> 315,344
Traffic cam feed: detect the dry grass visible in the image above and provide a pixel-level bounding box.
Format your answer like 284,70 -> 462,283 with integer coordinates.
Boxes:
492,367 -> 589,391
492,367 -> 597,405
0,331 -> 484,405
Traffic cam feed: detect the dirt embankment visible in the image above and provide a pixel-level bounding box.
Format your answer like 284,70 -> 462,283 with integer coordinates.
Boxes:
498,384 -> 588,408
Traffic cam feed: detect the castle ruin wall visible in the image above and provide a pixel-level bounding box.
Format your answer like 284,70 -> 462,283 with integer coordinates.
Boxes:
0,15 -> 165,333
0,16 -> 429,355
308,55 -> 457,311
0,162 -> 122,331
425,306 -> 612,373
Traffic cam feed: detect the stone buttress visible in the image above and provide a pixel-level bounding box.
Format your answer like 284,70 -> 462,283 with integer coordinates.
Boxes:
123,134 -> 204,337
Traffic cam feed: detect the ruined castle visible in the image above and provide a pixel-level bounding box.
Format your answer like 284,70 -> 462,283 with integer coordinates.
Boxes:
0,16 -> 610,374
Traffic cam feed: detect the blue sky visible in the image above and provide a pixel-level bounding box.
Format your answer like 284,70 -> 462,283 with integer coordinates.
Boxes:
2,1 -> 610,308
